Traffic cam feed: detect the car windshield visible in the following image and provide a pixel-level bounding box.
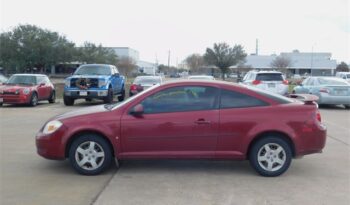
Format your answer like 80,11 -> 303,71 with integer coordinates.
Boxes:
108,84 -> 161,110
7,75 -> 37,85
74,65 -> 111,75
134,77 -> 161,84
256,73 -> 283,81
318,78 -> 348,85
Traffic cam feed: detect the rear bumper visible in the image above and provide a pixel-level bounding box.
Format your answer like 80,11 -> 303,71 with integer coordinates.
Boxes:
295,123 -> 327,156
318,94 -> 350,105
0,94 -> 30,104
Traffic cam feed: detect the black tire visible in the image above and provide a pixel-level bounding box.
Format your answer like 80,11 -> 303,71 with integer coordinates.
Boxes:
249,136 -> 292,177
63,95 -> 74,106
48,91 -> 56,103
103,87 -> 113,104
69,134 -> 113,175
118,88 -> 125,102
344,104 -> 350,109
85,98 -> 92,102
29,92 -> 38,107
0,103 -> 3,107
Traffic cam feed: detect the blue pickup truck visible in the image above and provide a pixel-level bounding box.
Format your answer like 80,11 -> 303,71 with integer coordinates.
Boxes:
63,64 -> 125,106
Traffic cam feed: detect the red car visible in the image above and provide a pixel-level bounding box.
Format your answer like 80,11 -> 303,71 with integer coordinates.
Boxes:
0,74 -> 55,106
36,80 -> 326,176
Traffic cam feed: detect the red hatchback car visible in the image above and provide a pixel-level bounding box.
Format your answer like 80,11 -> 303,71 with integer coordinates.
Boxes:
36,80 -> 326,176
0,74 -> 55,106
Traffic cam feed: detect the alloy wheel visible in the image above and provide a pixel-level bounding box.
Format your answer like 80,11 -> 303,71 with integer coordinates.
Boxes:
257,143 -> 286,172
75,141 -> 105,171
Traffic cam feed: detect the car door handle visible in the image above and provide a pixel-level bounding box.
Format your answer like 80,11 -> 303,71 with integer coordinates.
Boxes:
194,119 -> 211,124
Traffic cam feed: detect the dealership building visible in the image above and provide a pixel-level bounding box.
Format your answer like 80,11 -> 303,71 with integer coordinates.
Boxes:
244,50 -> 337,76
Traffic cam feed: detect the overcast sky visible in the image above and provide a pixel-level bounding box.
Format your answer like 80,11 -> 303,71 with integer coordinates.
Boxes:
1,0 -> 349,65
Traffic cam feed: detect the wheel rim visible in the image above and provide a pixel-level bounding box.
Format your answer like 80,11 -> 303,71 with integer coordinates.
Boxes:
257,143 -> 286,172
75,141 -> 105,171
32,94 -> 38,105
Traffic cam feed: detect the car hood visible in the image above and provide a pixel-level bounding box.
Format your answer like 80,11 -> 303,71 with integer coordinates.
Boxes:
0,84 -> 35,91
54,104 -> 109,121
67,75 -> 110,80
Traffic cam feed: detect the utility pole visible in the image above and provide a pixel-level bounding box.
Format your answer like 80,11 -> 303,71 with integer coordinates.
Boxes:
256,39 -> 259,55
167,50 -> 171,68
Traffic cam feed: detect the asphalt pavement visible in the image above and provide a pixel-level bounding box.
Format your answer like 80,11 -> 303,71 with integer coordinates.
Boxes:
0,101 -> 349,205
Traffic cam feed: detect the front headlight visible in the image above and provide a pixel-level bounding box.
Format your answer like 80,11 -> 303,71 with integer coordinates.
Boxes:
98,79 -> 107,87
23,88 -> 30,95
43,120 -> 63,134
65,79 -> 71,87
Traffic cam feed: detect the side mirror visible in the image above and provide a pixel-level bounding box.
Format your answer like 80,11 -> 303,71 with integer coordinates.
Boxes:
130,104 -> 144,116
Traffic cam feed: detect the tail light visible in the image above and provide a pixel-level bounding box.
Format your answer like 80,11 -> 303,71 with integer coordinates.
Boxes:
252,80 -> 261,85
316,110 -> 321,122
283,80 -> 289,85
319,88 -> 329,93
130,84 -> 138,91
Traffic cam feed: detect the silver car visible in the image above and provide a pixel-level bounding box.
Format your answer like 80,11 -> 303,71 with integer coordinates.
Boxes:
242,71 -> 289,95
188,75 -> 215,80
129,76 -> 162,96
293,77 -> 350,108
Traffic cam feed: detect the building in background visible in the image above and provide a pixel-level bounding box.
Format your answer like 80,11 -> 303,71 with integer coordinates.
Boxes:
242,50 -> 337,76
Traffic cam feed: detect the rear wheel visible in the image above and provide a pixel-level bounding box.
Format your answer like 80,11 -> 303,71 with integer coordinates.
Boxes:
85,98 -> 92,102
344,104 -> 350,109
48,91 -> 56,103
29,92 -> 38,107
103,87 -> 113,104
63,96 -> 74,106
249,136 -> 292,177
69,134 -> 112,175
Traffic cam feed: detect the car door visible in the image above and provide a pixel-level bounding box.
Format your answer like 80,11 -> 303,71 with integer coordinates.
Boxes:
120,85 -> 220,158
217,88 -> 270,158
36,76 -> 49,100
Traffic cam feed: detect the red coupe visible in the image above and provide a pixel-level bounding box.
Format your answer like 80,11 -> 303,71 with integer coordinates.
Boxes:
36,80 -> 326,176
0,74 -> 55,106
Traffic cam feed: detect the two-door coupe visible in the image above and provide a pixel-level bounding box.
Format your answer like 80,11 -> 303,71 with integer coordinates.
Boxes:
36,80 -> 326,176
0,74 -> 55,106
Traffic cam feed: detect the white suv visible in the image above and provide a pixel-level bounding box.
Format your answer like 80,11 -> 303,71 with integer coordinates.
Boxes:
242,71 -> 289,95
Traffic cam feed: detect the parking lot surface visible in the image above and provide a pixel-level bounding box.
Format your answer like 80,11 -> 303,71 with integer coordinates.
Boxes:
1,101 -> 349,205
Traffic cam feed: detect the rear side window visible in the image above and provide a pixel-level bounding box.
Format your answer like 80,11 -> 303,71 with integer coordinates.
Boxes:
256,73 -> 283,81
220,89 -> 269,109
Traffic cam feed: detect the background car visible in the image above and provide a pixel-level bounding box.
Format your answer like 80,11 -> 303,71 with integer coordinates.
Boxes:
188,75 -> 215,80
0,74 -> 55,106
129,76 -> 162,96
36,80 -> 326,177
242,70 -> 289,95
0,74 -> 8,85
293,77 -> 350,108
336,72 -> 350,83
64,64 -> 125,106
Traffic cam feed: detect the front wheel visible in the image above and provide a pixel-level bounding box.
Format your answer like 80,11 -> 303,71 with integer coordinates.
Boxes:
29,92 -> 38,107
249,136 -> 292,177
69,134 -> 113,175
103,87 -> 113,104
118,88 -> 125,101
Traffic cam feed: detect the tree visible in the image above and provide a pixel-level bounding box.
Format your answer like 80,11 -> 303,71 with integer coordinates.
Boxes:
336,62 -> 349,72
76,42 -> 118,65
270,56 -> 292,73
185,54 -> 205,74
0,24 -> 76,73
204,42 -> 246,79
117,57 -> 137,77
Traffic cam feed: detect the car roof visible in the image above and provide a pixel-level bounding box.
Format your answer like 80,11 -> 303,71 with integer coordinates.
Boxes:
249,70 -> 282,74
12,74 -> 47,77
162,79 -> 239,87
79,64 -> 112,67
312,76 -> 349,82
135,76 -> 161,79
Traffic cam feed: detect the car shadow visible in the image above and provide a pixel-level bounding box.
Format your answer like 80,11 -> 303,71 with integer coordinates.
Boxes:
319,104 -> 348,110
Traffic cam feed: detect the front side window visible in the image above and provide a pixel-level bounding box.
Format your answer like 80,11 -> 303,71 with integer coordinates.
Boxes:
141,86 -> 219,114
220,89 -> 269,109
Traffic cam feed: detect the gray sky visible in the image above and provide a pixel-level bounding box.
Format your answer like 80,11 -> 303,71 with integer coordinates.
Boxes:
1,0 -> 349,65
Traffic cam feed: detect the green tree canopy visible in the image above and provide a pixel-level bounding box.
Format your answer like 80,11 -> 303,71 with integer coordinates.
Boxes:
204,42 -> 246,79
0,24 -> 76,73
336,62 -> 349,72
76,42 -> 118,65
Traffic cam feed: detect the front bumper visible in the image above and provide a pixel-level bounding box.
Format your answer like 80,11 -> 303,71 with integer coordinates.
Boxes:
0,94 -> 30,104
64,89 -> 108,99
36,126 -> 67,160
